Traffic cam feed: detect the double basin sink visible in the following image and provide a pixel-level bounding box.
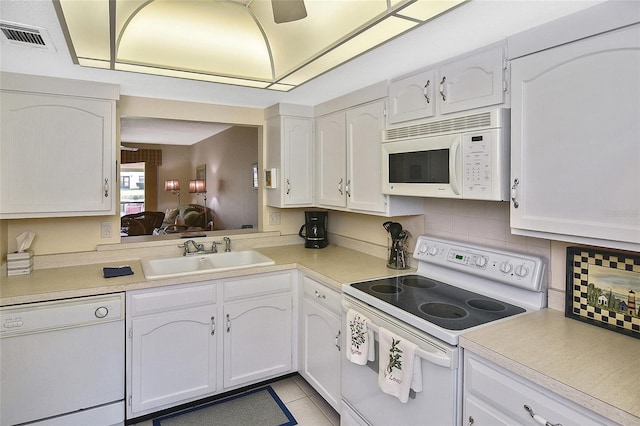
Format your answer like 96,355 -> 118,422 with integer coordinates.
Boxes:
141,250 -> 275,280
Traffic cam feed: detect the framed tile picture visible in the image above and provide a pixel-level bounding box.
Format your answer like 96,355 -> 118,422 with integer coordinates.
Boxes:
566,246 -> 640,339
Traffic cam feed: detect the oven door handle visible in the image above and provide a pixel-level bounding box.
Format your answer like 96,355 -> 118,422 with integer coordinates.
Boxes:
344,302 -> 453,369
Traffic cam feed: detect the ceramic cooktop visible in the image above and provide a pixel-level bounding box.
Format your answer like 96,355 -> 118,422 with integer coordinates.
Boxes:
349,274 -> 525,331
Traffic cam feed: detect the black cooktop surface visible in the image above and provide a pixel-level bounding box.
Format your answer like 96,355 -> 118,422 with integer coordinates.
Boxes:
350,275 -> 525,330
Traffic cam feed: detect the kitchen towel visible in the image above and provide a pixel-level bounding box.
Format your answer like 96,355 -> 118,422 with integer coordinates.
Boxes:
346,309 -> 375,365
377,326 -> 422,403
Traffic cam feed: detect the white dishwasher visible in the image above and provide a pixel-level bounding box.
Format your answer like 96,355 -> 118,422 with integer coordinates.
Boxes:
1,293 -> 125,426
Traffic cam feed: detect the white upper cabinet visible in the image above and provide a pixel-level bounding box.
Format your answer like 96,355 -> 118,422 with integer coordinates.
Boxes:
316,111 -> 347,208
345,101 -> 389,213
0,73 -> 118,218
388,68 -> 437,124
388,44 -> 507,125
510,23 -> 640,251
265,105 -> 314,208
315,100 -> 422,216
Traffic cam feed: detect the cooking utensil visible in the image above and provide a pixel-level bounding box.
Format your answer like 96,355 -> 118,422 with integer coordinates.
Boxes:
389,222 -> 402,239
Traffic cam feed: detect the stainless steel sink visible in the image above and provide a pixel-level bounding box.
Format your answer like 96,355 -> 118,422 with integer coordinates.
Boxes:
141,250 -> 275,279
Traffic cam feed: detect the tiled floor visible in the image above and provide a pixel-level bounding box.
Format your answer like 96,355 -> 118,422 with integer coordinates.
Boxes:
132,375 -> 340,426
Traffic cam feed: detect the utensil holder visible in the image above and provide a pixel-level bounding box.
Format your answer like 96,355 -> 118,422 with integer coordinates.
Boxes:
387,236 -> 410,270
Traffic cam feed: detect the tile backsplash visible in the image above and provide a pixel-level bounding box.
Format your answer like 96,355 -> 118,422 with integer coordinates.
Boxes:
421,199 -> 557,308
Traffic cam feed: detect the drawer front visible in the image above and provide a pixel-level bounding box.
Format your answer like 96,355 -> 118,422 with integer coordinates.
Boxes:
464,352 -> 615,426
223,271 -> 292,302
303,275 -> 341,314
129,282 -> 216,316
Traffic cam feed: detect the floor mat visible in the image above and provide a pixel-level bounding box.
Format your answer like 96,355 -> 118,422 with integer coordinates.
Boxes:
152,385 -> 297,426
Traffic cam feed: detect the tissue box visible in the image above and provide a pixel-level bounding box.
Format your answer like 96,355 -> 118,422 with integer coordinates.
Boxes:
7,251 -> 33,276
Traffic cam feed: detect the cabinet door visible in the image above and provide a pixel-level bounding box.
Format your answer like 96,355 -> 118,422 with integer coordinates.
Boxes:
315,111 -> 347,208
130,305 -> 217,415
346,101 -> 387,213
388,69 -> 436,125
1,92 -> 115,218
437,46 -> 505,115
283,117 -> 314,205
510,25 -> 640,248
301,298 -> 341,410
223,294 -> 292,388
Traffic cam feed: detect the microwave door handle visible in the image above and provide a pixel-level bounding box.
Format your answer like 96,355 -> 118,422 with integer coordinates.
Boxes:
449,138 -> 462,196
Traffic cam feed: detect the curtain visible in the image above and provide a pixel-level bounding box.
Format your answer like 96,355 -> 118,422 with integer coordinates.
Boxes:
121,149 -> 162,165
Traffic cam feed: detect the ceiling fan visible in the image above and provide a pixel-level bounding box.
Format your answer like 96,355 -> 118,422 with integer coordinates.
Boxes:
271,0 -> 307,24
120,145 -> 139,152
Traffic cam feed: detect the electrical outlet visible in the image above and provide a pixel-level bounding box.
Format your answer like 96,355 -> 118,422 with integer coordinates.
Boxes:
101,221 -> 112,238
269,212 -> 281,225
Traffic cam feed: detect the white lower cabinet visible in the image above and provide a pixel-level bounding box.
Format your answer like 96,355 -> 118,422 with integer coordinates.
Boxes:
222,271 -> 294,388
126,271 -> 295,420
127,282 -> 218,418
463,351 -> 618,426
299,275 -> 342,411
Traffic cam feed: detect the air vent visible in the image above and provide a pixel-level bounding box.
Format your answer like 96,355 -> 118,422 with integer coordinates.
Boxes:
384,110 -> 500,142
0,22 -> 54,50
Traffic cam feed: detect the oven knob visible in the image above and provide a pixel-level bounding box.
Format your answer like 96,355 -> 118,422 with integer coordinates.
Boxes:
499,261 -> 513,274
475,256 -> 487,268
427,246 -> 438,256
418,243 -> 429,254
515,264 -> 529,277
95,306 -> 109,318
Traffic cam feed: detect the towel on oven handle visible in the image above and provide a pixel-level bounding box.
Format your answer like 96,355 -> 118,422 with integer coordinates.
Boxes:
346,309 -> 375,365
378,326 -> 422,403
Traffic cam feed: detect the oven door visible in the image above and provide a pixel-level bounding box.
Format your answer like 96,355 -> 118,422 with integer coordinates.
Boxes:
341,296 -> 461,426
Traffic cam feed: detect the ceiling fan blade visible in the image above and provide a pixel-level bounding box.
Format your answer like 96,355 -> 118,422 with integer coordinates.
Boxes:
120,145 -> 139,152
272,0 -> 307,24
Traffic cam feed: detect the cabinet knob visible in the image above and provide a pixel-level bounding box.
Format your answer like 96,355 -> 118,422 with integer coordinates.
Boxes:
286,179 -> 291,195
466,416 -> 474,426
511,178 -> 520,209
423,80 -> 431,104
104,178 -> 109,198
314,290 -> 326,299
439,76 -> 447,101
524,404 -> 563,426
338,178 -> 344,195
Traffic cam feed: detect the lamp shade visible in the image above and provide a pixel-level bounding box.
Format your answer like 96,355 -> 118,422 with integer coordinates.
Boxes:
189,179 -> 206,193
164,179 -> 180,191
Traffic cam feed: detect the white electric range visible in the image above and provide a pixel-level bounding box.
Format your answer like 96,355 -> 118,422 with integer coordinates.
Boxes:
341,235 -> 546,426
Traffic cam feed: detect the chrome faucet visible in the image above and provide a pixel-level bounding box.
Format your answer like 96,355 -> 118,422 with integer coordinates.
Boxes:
180,239 -> 205,256
223,237 -> 231,252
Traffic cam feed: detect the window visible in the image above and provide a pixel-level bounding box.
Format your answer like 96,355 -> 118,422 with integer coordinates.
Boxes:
121,176 -> 130,189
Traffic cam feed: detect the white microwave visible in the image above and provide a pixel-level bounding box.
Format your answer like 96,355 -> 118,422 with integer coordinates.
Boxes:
382,109 -> 510,201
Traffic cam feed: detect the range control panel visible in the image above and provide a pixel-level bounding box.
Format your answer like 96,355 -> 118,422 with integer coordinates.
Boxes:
414,236 -> 544,291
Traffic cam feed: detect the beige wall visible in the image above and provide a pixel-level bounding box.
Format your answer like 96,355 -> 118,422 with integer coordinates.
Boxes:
192,126 -> 259,230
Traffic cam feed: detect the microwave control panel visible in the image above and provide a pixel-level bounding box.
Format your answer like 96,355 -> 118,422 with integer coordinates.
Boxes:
461,129 -> 509,201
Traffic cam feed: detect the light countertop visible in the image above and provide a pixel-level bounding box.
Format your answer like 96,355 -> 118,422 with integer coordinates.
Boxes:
0,244 -> 411,306
459,309 -> 640,425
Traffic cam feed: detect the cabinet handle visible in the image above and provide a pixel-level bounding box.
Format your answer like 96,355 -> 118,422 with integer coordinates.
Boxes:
511,178 -> 520,209
211,316 -> 215,335
286,179 -> 291,195
345,179 -> 351,198
467,416 -> 474,426
439,76 -> 447,101
335,330 -> 341,351
314,290 -> 326,299
338,178 -> 343,195
104,178 -> 109,198
226,314 -> 230,333
524,404 -> 563,426
423,80 -> 431,104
